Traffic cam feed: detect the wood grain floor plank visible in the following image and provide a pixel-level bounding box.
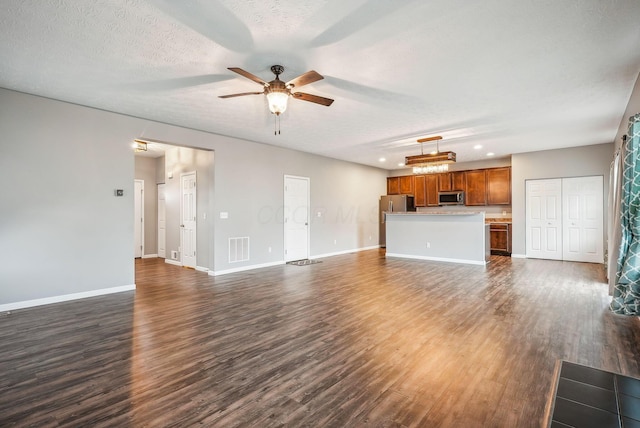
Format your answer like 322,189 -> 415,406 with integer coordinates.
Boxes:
1,251 -> 639,427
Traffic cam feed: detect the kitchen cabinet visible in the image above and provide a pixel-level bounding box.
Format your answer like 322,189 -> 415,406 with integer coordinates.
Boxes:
465,170 -> 487,206
490,223 -> 511,255
387,177 -> 400,195
426,175 -> 439,206
487,167 -> 511,205
438,173 -> 452,192
399,175 -> 414,195
414,175 -> 426,207
388,167 -> 511,207
452,171 -> 465,191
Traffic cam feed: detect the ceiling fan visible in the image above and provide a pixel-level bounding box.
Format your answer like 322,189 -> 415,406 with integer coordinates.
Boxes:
219,65 -> 334,120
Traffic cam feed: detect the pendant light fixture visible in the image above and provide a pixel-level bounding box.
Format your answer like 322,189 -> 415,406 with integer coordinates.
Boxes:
404,136 -> 456,174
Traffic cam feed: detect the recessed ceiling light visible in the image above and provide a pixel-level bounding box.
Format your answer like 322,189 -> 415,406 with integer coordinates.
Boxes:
379,157 -> 386,162
487,152 -> 495,156
474,144 -> 482,149
398,162 -> 405,167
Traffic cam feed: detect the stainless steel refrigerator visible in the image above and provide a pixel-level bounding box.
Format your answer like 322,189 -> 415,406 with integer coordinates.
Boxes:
379,195 -> 415,247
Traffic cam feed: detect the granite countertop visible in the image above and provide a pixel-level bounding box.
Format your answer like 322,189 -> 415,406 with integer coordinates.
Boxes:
386,211 -> 484,216
485,217 -> 512,224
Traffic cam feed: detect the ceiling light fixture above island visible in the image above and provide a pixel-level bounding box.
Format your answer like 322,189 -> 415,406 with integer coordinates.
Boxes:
405,136 -> 456,174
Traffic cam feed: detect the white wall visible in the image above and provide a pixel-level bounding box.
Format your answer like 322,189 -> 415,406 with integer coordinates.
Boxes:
511,143 -> 613,256
0,89 -> 137,305
0,88 -> 387,306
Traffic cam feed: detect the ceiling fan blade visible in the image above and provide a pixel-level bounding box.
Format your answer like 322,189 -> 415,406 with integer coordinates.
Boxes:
228,67 -> 268,86
292,92 -> 334,106
286,70 -> 324,89
218,91 -> 264,99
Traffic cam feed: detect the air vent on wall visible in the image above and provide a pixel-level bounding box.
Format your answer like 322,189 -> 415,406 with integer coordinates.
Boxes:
229,237 -> 249,263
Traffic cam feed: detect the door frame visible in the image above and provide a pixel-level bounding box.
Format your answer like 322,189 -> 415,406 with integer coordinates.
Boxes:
283,175 -> 310,262
134,179 -> 144,258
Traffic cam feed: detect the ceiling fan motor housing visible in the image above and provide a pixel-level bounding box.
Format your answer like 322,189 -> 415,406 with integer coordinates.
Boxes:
270,65 -> 284,77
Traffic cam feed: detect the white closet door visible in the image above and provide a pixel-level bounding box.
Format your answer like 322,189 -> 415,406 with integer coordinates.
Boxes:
526,179 -> 562,260
284,175 -> 310,262
562,176 -> 603,263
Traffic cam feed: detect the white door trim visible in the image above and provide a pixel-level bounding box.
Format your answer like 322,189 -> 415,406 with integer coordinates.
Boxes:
284,175 -> 310,262
134,179 -> 144,258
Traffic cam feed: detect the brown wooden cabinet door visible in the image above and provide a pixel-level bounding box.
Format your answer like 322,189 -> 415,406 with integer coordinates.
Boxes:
426,175 -> 439,206
489,223 -> 511,255
399,175 -> 414,195
387,177 -> 400,195
465,169 -> 487,205
438,173 -> 452,191
451,171 -> 465,191
414,175 -> 426,207
487,167 -> 511,205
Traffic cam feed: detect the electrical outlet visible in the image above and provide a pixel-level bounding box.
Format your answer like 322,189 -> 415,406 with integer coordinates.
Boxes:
334,239 -> 337,245
268,246 -> 272,253
426,242 -> 431,248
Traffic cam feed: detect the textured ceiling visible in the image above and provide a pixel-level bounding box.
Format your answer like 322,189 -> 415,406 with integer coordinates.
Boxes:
1,0 -> 640,169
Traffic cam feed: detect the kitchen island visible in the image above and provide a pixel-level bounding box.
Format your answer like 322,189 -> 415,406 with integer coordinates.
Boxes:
385,212 -> 490,265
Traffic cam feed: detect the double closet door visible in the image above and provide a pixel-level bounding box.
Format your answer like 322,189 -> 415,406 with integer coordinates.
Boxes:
526,176 -> 603,263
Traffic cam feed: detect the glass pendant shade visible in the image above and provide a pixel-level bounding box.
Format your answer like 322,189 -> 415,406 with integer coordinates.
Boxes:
267,91 -> 289,115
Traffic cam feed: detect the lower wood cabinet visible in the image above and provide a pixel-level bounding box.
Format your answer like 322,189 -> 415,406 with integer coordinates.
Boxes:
490,223 -> 511,255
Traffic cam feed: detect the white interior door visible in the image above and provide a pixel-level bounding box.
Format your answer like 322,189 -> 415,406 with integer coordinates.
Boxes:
157,183 -> 166,259
284,175 -> 310,262
180,172 -> 197,268
562,176 -> 604,263
134,180 -> 144,258
526,178 -> 562,260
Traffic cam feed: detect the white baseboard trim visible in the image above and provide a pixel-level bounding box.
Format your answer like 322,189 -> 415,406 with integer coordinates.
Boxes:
142,254 -> 158,259
385,252 -> 487,266
210,246 -> 380,277
0,284 -> 136,312
165,259 -> 182,267
310,245 -> 380,260
511,253 -> 527,259
195,266 -> 209,273
210,261 -> 285,276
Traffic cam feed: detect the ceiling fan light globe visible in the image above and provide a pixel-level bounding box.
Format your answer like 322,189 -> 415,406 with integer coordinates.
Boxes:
267,91 -> 289,115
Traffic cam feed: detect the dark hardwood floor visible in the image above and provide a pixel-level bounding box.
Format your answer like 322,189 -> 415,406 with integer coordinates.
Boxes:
1,250 -> 639,427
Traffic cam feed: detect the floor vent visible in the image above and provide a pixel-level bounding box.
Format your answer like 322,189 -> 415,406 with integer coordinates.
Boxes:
229,237 -> 249,263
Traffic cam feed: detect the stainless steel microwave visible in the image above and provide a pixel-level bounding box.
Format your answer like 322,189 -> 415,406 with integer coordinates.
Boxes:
438,191 -> 464,205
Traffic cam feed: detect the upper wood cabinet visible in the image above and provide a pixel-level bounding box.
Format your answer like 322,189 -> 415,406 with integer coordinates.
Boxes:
399,175 -> 414,195
486,167 -> 511,205
387,177 -> 400,195
414,175 -> 426,207
438,173 -> 452,192
451,171 -> 465,191
388,167 -> 511,207
465,169 -> 488,206
426,175 -> 439,206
